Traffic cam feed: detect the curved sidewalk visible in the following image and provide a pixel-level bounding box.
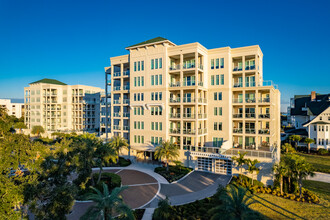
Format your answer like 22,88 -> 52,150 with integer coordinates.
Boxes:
307,172 -> 330,183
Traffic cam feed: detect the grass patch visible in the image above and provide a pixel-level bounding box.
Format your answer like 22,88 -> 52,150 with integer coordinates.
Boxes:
154,165 -> 192,183
296,152 -> 330,173
102,157 -> 131,167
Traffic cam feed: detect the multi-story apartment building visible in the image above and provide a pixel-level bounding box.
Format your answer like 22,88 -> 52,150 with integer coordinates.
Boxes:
24,78 -> 104,133
105,37 -> 280,183
0,99 -> 24,118
100,92 -> 111,136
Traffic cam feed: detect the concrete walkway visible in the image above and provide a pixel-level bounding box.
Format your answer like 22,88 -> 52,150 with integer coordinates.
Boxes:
307,172 -> 330,183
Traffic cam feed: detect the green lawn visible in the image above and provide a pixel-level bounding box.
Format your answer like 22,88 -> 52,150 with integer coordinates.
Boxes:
250,180 -> 330,219
296,153 -> 330,173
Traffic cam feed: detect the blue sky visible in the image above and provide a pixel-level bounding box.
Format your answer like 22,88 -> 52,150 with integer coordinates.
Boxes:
0,0 -> 329,112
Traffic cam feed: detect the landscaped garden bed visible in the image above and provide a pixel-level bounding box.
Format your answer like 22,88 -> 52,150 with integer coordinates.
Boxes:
154,165 -> 192,183
107,157 -> 132,167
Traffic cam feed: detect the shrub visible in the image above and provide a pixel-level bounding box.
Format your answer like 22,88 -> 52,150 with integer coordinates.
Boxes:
317,148 -> 329,155
93,172 -> 121,192
154,165 -> 192,182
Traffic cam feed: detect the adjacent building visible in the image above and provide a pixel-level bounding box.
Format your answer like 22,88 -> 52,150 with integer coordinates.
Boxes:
105,37 -> 281,184
24,78 -> 104,133
0,99 -> 24,118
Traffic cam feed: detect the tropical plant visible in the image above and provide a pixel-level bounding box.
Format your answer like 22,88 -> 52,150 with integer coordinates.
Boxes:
14,122 -> 27,134
109,135 -> 129,163
232,152 -> 248,182
154,140 -> 179,172
272,162 -> 287,194
281,143 -> 295,154
94,143 -> 117,184
80,183 -> 134,220
247,159 -> 260,185
31,125 -> 45,138
153,197 -> 173,220
289,135 -> 302,150
209,185 -> 257,220
304,138 -> 315,154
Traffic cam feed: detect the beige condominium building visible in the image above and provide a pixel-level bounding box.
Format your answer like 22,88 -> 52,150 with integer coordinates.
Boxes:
0,99 -> 24,118
105,37 -> 281,184
24,78 -> 104,133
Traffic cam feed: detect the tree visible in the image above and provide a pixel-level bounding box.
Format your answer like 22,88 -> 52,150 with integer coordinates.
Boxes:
247,159 -> 260,185
31,125 -> 45,138
81,183 -> 134,220
292,156 -> 315,198
14,122 -> 27,134
109,135 -> 128,163
289,135 -> 301,150
209,185 -> 257,220
232,152 -> 248,182
154,140 -> 179,172
153,197 -> 173,220
273,162 -> 287,194
304,138 -> 315,154
281,143 -> 295,154
94,143 -> 117,184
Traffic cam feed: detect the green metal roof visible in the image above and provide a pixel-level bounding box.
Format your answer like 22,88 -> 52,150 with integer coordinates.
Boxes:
126,37 -> 169,48
30,78 -> 67,85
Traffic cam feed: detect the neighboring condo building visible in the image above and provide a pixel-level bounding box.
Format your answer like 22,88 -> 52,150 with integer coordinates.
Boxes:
24,78 -> 104,133
0,99 -> 24,118
303,106 -> 330,150
105,37 -> 281,184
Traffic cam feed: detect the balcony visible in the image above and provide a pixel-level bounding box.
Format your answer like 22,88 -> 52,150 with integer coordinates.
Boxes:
259,114 -> 270,119
259,97 -> 270,103
245,98 -> 256,103
113,100 -> 121,104
113,113 -> 121,117
169,98 -> 181,103
183,113 -> 195,119
123,99 -> 130,104
182,81 -> 196,86
198,128 -> 207,134
245,129 -> 256,134
123,85 -> 130,90
169,129 -> 181,134
113,86 -> 121,91
198,113 -> 207,119
233,128 -> 243,134
123,112 -> 130,117
233,98 -> 243,104
245,65 -> 256,71
123,70 -> 130,76
169,65 -> 180,71
169,82 -> 181,87
246,81 -> 256,87
197,98 -> 207,103
169,113 -> 180,119
259,80 -> 278,89
183,129 -> 196,135
183,97 -> 196,103
259,129 -> 270,135
233,82 -> 243,88
233,113 -> 243,118
245,113 -> 256,118
123,126 -> 129,131
233,66 -> 243,72
113,72 -> 121,77
113,125 -> 121,130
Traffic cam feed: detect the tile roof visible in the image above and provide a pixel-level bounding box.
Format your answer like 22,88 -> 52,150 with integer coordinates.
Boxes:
126,37 -> 169,48
30,78 -> 67,85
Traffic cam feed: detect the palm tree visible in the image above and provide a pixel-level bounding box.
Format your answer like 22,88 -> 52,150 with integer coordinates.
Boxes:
272,162 -> 287,194
14,122 -> 27,134
31,125 -> 45,138
109,135 -> 128,163
292,157 -> 315,198
209,185 -> 256,220
289,135 -> 301,150
81,183 -> 134,220
304,138 -> 315,154
154,140 -> 179,172
281,143 -> 295,154
232,152 -> 248,182
152,197 -> 173,220
247,159 -> 260,186
94,143 -> 118,184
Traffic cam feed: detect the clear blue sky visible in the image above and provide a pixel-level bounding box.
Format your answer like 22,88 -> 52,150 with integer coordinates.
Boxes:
0,0 -> 329,112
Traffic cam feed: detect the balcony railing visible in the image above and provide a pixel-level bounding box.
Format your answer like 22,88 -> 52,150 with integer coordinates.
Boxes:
198,63 -> 204,70
233,66 -> 243,71
198,81 -> 203,86
259,114 -> 270,119
183,129 -> 196,135
113,113 -> 121,117
245,113 -> 256,118
259,80 -> 278,89
123,70 -> 130,76
113,125 -> 121,130
197,98 -> 207,103
198,128 -> 207,134
169,65 -> 180,70
169,98 -> 181,103
183,63 -> 195,69
259,129 -> 270,134
245,65 -> 256,70
123,112 -> 130,117
233,82 -> 243,88
245,129 -> 256,134
259,97 -> 270,103
169,129 -> 181,134
169,82 -> 181,87
183,81 -> 196,86
113,100 -> 121,104
246,82 -> 256,87
233,113 -> 243,118
113,86 -> 121,91
233,98 -> 243,103
198,113 -> 207,118
183,97 -> 194,103
123,99 -> 130,104
233,128 -> 243,133
223,148 -> 273,159
245,98 -> 256,103
123,85 -> 130,90
113,72 -> 121,77
169,113 -> 181,118
123,126 -> 129,131
183,113 -> 195,119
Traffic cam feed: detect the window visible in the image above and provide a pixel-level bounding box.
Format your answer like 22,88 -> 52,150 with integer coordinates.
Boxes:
214,92 -> 222,101
151,122 -> 154,130
138,77 -> 140,86
216,75 -> 219,85
218,92 -> 222,100
151,75 -> 154,85
141,76 -> 144,86
159,92 -> 162,100
214,107 -> 222,116
141,93 -> 144,101
159,74 -> 162,85
213,137 -> 223,147
141,61 -> 144,71
134,77 -> 137,87
211,75 -> 214,85
220,58 -> 224,68
314,125 -> 317,131
214,107 -> 217,116
134,62 -> 137,71
216,58 -> 219,69
152,92 -> 155,101
211,59 -> 214,69
214,122 -> 222,131
159,58 -> 162,69
151,59 -> 154,70
138,61 -> 140,71
320,116 -> 323,120
221,74 -> 224,85
214,92 -> 217,100
155,58 -> 158,69
155,75 -> 158,85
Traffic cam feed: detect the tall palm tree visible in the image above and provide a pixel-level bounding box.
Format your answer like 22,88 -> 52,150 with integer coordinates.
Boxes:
289,135 -> 301,150
94,143 -> 118,184
109,136 -> 128,163
81,183 -> 134,220
292,157 -> 315,198
232,152 -> 248,182
281,143 -> 295,154
304,138 -> 315,154
247,159 -> 260,185
209,185 -> 256,220
14,122 -> 27,134
272,162 -> 287,194
154,140 -> 179,172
